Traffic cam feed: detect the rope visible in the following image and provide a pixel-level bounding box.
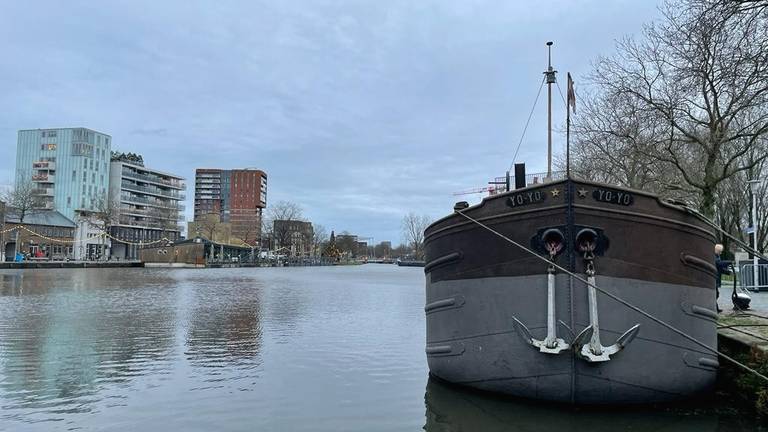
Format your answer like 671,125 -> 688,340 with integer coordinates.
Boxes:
509,77 -> 546,172
678,204 -> 768,263
454,209 -> 768,384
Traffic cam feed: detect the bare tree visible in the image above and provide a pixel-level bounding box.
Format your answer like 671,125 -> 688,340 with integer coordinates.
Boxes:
87,196 -> 121,259
266,201 -> 304,251
312,223 -> 329,256
93,196 -> 120,236
374,241 -> 392,258
576,0 -> 768,217
2,180 -> 46,259
335,231 -> 359,257
402,212 -> 432,260
196,213 -> 222,242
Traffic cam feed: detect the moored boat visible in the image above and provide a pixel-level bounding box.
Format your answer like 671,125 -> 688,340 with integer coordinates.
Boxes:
423,43 -> 719,404
424,178 -> 718,403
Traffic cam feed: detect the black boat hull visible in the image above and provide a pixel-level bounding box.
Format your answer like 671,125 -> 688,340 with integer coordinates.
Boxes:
424,179 -> 718,403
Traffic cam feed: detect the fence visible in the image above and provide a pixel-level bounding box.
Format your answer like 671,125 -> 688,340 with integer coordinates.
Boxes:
738,262 -> 768,291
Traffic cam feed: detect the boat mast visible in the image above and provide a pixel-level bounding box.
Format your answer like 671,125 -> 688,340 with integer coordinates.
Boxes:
544,41 -> 557,180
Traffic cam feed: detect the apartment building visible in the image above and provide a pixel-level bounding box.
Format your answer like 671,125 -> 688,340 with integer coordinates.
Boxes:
15,128 -> 112,220
108,153 -> 185,259
194,168 -> 267,245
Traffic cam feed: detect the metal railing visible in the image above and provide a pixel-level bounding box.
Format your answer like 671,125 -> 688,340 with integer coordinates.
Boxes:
491,170 -> 567,193
120,194 -> 185,211
121,181 -> 185,200
118,217 -> 181,230
739,263 -> 768,291
122,169 -> 185,189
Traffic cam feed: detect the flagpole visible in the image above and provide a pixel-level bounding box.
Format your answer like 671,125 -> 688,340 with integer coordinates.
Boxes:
566,72 -> 574,179
566,83 -> 571,178
544,42 -> 556,180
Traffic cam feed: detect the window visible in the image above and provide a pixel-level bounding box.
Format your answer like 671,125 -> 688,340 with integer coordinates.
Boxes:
72,142 -> 93,157
67,197 -> 71,207
100,175 -> 104,185
92,173 -> 95,183
72,170 -> 76,181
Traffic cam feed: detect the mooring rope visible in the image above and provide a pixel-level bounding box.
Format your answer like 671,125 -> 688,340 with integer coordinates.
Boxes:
454,209 -> 768,384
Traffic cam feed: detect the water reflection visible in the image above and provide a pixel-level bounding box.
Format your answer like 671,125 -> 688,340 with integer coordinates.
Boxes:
184,275 -> 263,384
424,378 -> 725,432
0,269 -> 177,422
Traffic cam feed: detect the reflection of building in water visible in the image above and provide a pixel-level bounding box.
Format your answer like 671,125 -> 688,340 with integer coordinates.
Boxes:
185,281 -> 263,367
423,378 -> 717,432
0,270 -> 177,415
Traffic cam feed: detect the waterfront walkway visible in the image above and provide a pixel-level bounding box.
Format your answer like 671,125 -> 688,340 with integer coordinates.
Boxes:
0,260 -> 142,269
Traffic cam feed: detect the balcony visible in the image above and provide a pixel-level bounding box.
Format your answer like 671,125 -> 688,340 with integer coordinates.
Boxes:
117,217 -> 181,231
32,174 -> 55,183
33,161 -> 56,170
121,181 -> 185,200
120,194 -> 185,211
122,169 -> 185,190
35,188 -> 54,197
121,206 -> 181,221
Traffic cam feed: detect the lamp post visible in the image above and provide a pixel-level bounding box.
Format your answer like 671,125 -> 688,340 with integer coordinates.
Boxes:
749,179 -> 760,290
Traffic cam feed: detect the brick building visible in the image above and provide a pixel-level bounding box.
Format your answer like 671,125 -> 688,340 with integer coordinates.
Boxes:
194,168 -> 267,246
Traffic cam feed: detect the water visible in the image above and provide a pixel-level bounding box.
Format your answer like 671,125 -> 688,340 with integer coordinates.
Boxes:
0,265 -> 763,431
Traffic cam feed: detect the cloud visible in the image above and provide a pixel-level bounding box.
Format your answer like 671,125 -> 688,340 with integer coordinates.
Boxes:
0,0 -> 660,244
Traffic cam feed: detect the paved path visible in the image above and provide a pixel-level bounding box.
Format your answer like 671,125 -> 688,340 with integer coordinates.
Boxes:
718,287 -> 768,316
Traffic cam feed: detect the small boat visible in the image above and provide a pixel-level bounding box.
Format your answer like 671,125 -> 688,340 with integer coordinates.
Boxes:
423,43 -> 718,404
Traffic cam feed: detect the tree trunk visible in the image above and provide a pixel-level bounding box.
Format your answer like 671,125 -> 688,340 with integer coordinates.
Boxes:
700,185 -> 716,220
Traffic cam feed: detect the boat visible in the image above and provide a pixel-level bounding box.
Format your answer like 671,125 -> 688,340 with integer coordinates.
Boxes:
423,43 -> 718,404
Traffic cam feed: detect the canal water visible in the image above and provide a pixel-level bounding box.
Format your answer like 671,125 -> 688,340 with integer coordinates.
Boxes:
0,265 -> 763,431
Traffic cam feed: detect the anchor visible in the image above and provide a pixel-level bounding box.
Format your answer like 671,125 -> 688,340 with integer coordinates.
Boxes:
513,229 -> 569,354
572,229 -> 640,362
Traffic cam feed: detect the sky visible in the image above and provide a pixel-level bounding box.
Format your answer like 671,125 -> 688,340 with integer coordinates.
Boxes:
0,0 -> 661,245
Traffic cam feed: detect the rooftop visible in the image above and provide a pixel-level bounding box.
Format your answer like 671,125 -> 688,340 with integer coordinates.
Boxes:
4,210 -> 76,228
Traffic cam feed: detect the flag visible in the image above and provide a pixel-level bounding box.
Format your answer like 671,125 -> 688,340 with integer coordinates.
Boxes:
567,72 -> 576,113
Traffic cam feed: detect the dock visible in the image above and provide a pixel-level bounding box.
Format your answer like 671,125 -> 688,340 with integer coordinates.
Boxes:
0,261 -> 143,269
717,292 -> 768,415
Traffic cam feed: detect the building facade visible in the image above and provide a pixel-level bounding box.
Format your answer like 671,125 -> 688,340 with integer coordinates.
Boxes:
15,128 -> 112,221
273,220 -> 313,256
194,168 -> 267,246
2,211 -> 76,261
108,155 -> 185,259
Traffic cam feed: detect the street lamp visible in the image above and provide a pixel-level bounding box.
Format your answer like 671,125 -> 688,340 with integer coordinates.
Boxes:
748,179 -> 761,290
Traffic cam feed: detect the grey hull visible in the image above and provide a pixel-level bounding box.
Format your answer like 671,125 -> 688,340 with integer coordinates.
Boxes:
425,273 -> 718,404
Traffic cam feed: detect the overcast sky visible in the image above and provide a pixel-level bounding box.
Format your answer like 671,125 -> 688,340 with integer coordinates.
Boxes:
0,0 -> 660,245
